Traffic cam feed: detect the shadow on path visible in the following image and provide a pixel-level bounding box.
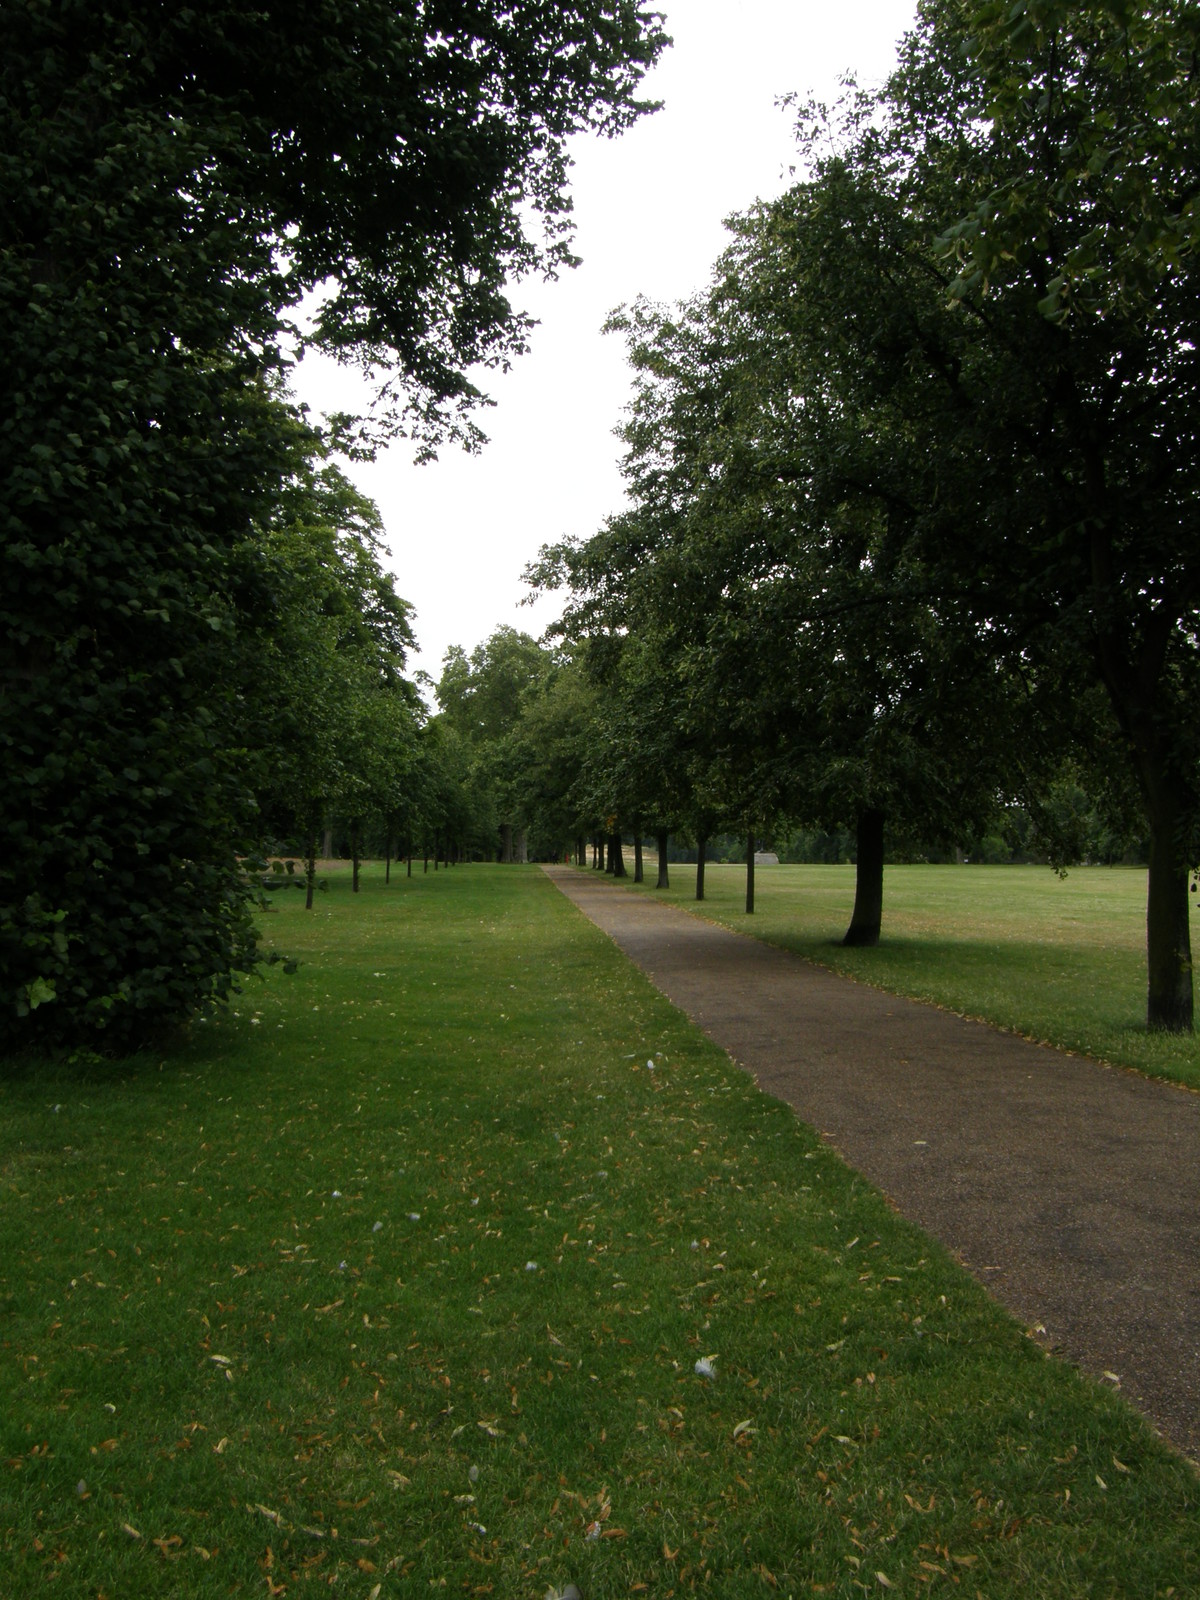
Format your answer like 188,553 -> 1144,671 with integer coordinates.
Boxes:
544,864 -> 1200,1460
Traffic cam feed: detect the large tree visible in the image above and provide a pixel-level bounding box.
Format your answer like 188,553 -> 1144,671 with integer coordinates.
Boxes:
1,2 -> 667,1050
877,0 -> 1200,1027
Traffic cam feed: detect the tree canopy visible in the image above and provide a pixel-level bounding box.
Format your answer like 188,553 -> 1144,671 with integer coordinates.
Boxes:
1,1 -> 667,1051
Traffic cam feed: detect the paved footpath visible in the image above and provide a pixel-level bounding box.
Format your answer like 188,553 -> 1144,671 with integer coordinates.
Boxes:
543,865 -> 1200,1460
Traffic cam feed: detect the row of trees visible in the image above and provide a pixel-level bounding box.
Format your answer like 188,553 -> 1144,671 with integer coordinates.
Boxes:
512,0 -> 1200,1032
2,0 -> 667,1052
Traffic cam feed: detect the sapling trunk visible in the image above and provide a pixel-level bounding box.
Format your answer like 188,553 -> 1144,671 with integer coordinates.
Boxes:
633,834 -> 643,883
696,835 -> 707,901
745,830 -> 755,915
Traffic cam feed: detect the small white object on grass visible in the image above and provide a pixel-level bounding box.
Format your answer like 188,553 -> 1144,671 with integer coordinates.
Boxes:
525,1261 -> 539,1272
331,1190 -> 342,1199
694,1355 -> 717,1380
372,1221 -> 383,1233
407,1212 -> 421,1222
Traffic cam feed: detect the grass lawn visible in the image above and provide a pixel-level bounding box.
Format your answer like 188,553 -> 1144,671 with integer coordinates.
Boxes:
2,863 -> 1197,1598
618,861 -> 1200,1091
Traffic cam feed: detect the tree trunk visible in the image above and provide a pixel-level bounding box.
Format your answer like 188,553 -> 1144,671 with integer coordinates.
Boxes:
745,830 -> 755,915
514,828 -> 528,864
576,835 -> 586,867
351,818 -> 361,893
1140,760 -> 1194,1031
696,834 -> 707,902
1092,608 -> 1194,1028
843,808 -> 885,947
633,834 -> 643,883
305,819 -> 318,911
385,834 -> 392,885
407,850 -> 412,879
656,830 -> 670,889
612,833 -> 628,878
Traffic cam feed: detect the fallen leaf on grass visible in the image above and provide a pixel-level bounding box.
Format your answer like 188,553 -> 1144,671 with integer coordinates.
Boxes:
875,1574 -> 893,1589
122,1524 -> 143,1540
732,1419 -> 756,1441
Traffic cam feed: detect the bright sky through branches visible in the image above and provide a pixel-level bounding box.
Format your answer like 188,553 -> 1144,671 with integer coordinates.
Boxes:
292,0 -> 917,687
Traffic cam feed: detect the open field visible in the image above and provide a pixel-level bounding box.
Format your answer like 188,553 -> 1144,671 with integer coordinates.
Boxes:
2,864 -> 1198,1598
619,862 -> 1200,1092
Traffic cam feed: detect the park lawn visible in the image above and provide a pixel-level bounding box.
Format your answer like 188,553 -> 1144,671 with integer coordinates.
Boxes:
621,861 -> 1200,1092
1,863 -> 1197,1600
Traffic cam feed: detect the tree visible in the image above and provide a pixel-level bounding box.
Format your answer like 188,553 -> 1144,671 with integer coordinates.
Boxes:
2,2 -> 667,1050
874,0 -> 1200,1027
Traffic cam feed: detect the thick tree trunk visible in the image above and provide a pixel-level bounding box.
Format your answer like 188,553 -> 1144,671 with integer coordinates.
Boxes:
612,833 -> 628,878
745,830 -> 755,915
843,808 -> 885,947
695,835 -> 707,902
656,830 -> 669,889
1141,762 -> 1194,1031
500,822 -> 513,864
633,834 -> 643,883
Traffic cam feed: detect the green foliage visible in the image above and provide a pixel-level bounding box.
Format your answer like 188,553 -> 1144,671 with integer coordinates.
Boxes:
1,2 -> 666,1050
532,0 -> 1200,1023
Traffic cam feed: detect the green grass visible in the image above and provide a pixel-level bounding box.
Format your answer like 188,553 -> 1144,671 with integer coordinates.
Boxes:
618,861 -> 1200,1091
2,864 -> 1198,1599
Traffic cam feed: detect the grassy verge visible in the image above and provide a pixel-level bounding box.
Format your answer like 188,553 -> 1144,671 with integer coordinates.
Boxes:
2,864 -> 1197,1598
617,862 -> 1200,1091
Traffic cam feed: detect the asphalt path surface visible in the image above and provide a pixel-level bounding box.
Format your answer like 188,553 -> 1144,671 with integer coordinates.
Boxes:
544,864 -> 1200,1460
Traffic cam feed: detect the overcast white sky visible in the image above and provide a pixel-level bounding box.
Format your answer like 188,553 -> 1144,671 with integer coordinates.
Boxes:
292,0 -> 917,689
